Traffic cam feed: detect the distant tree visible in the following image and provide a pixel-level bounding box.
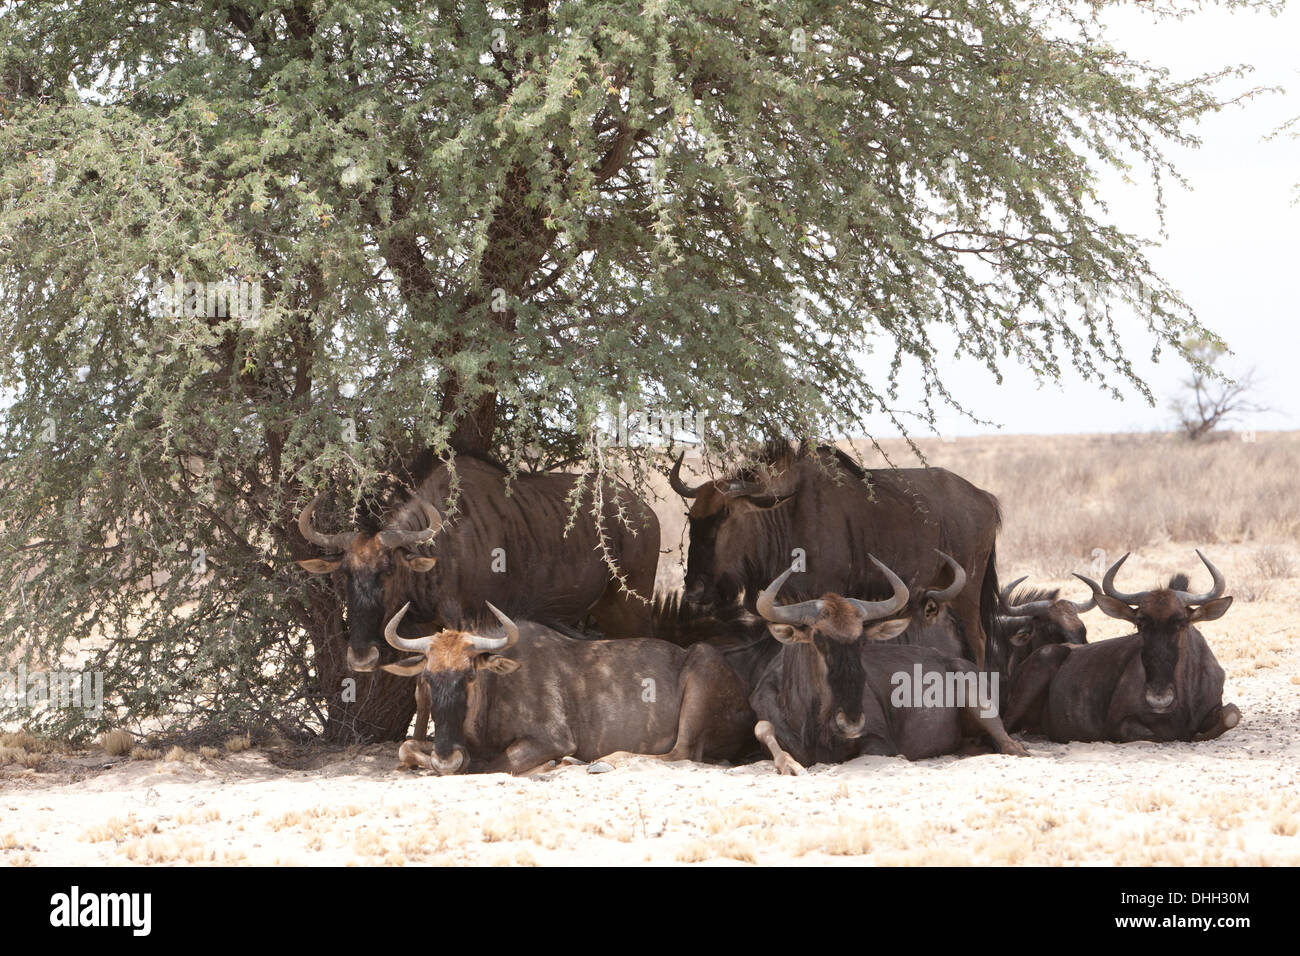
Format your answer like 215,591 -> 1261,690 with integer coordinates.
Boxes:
0,1 -> 1258,741
1172,337 -> 1269,441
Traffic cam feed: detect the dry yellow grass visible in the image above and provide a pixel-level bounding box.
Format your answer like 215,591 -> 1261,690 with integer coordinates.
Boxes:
100,729 -> 133,756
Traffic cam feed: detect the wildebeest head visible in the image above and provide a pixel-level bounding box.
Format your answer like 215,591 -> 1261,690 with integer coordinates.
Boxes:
380,602 -> 520,774
1074,551 -> 1231,714
999,577 -> 1094,653
755,556 -> 910,739
296,495 -> 442,672
670,452 -> 793,605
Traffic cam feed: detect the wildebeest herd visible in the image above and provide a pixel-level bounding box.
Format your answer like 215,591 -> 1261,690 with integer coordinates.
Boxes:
297,442 -> 1240,776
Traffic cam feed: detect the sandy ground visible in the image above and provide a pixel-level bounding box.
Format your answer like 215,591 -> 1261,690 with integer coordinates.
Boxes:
2,542 -> 1298,866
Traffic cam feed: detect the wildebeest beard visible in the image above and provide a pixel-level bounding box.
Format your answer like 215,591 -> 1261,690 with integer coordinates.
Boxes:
345,570 -> 389,655
816,635 -> 867,733
425,669 -> 472,762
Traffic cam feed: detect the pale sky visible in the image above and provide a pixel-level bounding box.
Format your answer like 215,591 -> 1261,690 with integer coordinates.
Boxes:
862,2 -> 1300,438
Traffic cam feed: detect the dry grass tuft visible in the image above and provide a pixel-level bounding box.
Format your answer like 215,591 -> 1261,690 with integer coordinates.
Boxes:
100,729 -> 133,756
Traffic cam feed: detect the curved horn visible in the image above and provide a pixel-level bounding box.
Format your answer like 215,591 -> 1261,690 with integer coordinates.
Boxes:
845,556 -> 910,621
383,602 -> 434,654
1101,552 -> 1148,605
467,602 -> 518,653
1172,549 -> 1226,605
756,564 -> 825,627
922,550 -> 967,605
377,499 -> 443,549
1069,591 -> 1097,614
297,495 -> 357,551
669,452 -> 704,498
999,575 -> 1052,618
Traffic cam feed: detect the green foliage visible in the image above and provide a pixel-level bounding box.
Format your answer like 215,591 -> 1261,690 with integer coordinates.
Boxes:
0,0 -> 1258,738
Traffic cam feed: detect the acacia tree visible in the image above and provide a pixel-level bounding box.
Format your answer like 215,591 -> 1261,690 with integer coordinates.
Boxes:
1172,337 -> 1269,441
0,0 -> 1258,741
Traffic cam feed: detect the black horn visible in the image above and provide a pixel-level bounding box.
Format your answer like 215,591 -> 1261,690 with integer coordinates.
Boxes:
669,452 -> 704,498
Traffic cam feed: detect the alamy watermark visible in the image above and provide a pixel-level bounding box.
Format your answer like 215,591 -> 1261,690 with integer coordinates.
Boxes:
596,401 -> 707,447
890,664 -> 998,718
148,275 -> 263,324
2,664 -> 104,719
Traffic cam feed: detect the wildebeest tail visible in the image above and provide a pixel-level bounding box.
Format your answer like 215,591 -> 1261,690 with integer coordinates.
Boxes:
980,540 -> 1000,670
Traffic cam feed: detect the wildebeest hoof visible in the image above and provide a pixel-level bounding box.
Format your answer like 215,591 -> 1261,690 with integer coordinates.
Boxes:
1003,740 -> 1030,757
774,754 -> 805,776
1222,703 -> 1240,729
397,739 -> 434,771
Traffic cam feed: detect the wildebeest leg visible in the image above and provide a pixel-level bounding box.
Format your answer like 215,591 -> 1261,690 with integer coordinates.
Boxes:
412,681 -> 430,742
1193,703 -> 1241,741
396,739 -> 434,770
958,708 -> 1029,757
480,736 -> 574,776
754,720 -> 805,776
1002,644 -> 1070,733
657,645 -> 754,762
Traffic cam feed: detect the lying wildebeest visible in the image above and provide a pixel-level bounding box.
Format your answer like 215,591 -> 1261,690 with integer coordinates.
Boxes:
670,442 -> 1002,665
748,560 -> 1028,775
1002,551 -> 1240,743
380,602 -> 754,774
297,454 -> 660,671
989,577 -> 1095,688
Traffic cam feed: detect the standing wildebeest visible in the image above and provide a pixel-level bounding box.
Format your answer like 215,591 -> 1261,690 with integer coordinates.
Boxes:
749,560 -> 1027,775
379,603 -> 754,774
669,442 -> 1002,665
297,454 -> 660,671
1003,551 -> 1240,743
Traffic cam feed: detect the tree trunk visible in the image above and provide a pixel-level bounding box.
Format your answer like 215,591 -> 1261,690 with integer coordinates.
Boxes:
311,600 -> 416,742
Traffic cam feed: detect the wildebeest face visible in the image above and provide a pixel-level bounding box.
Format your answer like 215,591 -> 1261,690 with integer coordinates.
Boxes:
381,603 -> 521,774
671,453 -> 792,605
756,560 -> 910,739
999,578 -> 1094,662
1075,551 -> 1232,714
296,496 -> 441,671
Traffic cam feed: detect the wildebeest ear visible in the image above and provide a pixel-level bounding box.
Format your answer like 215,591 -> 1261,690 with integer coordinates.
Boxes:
1008,625 -> 1034,647
480,656 -> 521,674
401,553 -> 438,572
766,623 -> 811,645
1190,595 -> 1232,622
381,656 -> 427,677
1092,592 -> 1138,623
297,558 -> 341,574
862,618 -> 909,642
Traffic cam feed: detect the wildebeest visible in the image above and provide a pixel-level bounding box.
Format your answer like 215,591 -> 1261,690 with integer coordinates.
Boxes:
1002,551 -> 1240,743
748,560 -> 1028,775
669,442 -> 1002,665
989,577 -> 1094,685
297,454 -> 660,671
380,602 -> 754,774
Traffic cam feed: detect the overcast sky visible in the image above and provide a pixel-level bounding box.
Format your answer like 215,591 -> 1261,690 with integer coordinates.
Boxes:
862,2 -> 1300,438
